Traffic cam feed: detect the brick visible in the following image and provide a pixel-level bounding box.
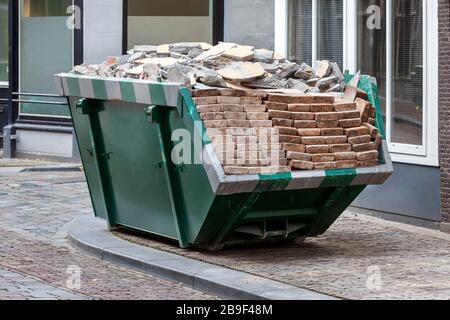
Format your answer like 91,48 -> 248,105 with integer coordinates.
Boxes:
227,120 -> 250,127
197,105 -> 221,113
200,112 -> 224,120
228,128 -> 257,136
273,118 -> 294,127
312,154 -> 335,162
317,121 -> 339,128
335,152 -> 357,161
241,96 -> 262,105
269,110 -> 293,119
246,112 -> 269,120
250,120 -> 273,128
292,112 -> 316,121
314,162 -> 337,170
193,96 -> 218,105
355,98 -> 372,122
219,89 -> 246,97
363,123 -> 380,140
193,89 -> 221,97
348,135 -> 372,145
288,104 -> 311,112
357,150 -> 379,161
316,112 -> 340,122
353,142 -> 375,153
345,126 -> 370,138
368,118 -> 376,125
259,144 -> 282,151
245,90 -> 268,98
244,105 -> 267,112
358,160 -> 379,167
260,150 -> 287,159
224,166 -> 249,175
339,110 -> 361,120
236,143 -> 258,152
294,120 -> 317,129
224,112 -> 247,120
311,95 -> 335,104
302,136 -> 327,145
370,106 -> 377,118
306,145 -> 329,154
207,128 -> 227,136
334,102 -> 357,112
326,136 -> 348,145
274,126 -> 298,136
298,128 -> 322,136
321,128 -> 344,136
222,104 -> 244,112
217,96 -> 241,104
268,93 -> 314,104
280,135 -> 302,144
329,144 -> 352,153
204,120 -> 228,128
264,101 -> 288,111
286,151 -> 312,162
336,160 -> 358,169
282,143 -> 306,153
290,160 -> 315,170
310,104 -> 334,113
339,118 -> 362,128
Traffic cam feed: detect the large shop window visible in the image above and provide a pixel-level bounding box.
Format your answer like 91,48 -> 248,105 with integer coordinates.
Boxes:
0,0 -> 8,84
278,0 -> 438,166
358,0 -> 430,158
127,0 -> 213,50
289,0 -> 344,69
19,0 -> 73,117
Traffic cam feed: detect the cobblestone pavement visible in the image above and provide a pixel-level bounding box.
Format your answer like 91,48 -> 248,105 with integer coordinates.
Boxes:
0,170 -> 214,300
2,169 -> 450,300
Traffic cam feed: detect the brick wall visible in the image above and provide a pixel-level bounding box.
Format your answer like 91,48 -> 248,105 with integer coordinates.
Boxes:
439,0 -> 450,223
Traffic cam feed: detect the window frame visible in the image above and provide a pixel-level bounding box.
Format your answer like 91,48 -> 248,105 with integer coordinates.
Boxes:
275,0 -> 439,167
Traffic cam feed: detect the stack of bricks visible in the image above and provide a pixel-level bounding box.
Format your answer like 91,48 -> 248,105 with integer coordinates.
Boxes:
266,93 -> 381,171
192,89 -> 382,175
192,90 -> 290,176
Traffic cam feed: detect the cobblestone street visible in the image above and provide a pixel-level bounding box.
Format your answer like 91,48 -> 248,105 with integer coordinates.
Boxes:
1,168 -> 450,300
0,169 -> 214,300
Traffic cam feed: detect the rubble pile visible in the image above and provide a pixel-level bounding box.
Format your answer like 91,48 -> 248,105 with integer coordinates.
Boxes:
70,42 -> 383,175
71,42 -> 345,93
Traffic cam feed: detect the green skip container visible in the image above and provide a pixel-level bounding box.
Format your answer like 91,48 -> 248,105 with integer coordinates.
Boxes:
55,73 -> 393,251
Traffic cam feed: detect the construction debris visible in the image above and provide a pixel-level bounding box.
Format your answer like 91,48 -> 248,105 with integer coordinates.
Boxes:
70,42 -> 346,93
70,42 -> 382,175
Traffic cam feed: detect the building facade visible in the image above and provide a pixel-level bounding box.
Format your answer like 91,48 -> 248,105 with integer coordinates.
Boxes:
0,0 -> 447,230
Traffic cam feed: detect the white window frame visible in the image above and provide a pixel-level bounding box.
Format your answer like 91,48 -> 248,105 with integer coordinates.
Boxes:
275,0 -> 439,167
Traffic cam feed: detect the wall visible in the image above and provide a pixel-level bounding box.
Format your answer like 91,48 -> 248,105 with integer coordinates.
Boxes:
224,0 -> 275,50
83,0 -> 123,64
439,0 -> 450,223
354,163 -> 441,222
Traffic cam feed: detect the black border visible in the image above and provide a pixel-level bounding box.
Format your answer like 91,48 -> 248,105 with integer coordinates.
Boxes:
74,0 -> 84,66
122,0 -> 224,53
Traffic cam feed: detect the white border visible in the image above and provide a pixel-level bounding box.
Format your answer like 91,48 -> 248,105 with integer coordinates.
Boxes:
275,0 -> 439,167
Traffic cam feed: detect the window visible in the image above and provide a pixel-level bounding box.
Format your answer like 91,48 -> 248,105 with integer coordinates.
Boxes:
127,0 -> 213,49
0,0 -> 7,84
19,0 -> 73,117
276,0 -> 438,166
357,0 -> 437,165
288,0 -> 344,69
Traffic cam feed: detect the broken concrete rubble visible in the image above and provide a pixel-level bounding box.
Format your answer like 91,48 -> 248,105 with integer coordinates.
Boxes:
70,42 -> 348,95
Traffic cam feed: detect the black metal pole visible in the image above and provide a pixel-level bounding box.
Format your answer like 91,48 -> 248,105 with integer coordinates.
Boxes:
7,0 -> 18,124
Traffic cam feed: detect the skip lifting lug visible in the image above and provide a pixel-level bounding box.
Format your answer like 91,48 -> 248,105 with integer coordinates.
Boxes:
145,105 -> 157,122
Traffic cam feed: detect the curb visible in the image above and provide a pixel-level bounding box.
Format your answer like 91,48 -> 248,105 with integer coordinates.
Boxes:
21,165 -> 83,173
68,216 -> 337,301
